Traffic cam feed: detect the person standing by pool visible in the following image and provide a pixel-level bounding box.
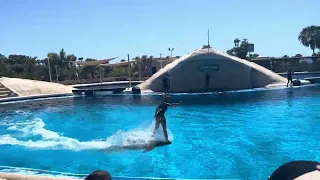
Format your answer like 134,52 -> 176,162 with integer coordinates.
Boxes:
162,73 -> 170,93
205,72 -> 210,91
287,69 -> 293,87
153,95 -> 181,142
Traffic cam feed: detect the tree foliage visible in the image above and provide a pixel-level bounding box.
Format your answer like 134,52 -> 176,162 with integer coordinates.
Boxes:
131,55 -> 153,77
0,49 -> 157,82
0,54 -> 39,79
108,67 -> 128,77
226,38 -> 259,60
298,25 -> 320,55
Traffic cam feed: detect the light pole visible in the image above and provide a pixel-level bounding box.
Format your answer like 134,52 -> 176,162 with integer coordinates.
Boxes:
127,54 -> 131,88
75,63 -> 80,80
55,65 -> 59,82
47,59 -> 52,82
168,48 -> 174,57
138,57 -> 141,81
159,53 -> 163,69
207,29 -> 210,47
99,66 -> 102,84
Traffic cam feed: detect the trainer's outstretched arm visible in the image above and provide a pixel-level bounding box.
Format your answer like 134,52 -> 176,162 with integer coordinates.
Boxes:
165,101 -> 182,106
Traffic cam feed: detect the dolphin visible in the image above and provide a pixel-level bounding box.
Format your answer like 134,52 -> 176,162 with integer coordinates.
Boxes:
100,140 -> 172,153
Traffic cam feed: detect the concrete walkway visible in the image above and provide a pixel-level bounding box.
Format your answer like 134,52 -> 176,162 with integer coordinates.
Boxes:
0,77 -> 74,97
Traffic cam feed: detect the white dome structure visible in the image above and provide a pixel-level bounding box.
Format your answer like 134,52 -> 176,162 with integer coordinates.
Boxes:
138,46 -> 286,92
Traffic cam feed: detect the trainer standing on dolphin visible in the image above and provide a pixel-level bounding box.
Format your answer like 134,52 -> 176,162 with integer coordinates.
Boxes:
153,94 -> 181,143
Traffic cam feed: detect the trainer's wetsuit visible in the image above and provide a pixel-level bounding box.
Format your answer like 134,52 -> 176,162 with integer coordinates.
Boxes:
287,71 -> 293,87
287,72 -> 292,81
153,100 -> 171,142
155,102 -> 168,120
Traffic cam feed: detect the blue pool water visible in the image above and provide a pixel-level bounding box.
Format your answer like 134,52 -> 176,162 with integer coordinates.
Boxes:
0,85 -> 320,179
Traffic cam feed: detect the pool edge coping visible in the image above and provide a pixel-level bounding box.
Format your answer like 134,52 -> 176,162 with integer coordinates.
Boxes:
0,93 -> 73,103
0,172 -> 222,180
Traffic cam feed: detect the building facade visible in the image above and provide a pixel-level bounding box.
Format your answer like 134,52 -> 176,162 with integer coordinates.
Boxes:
251,56 -> 320,73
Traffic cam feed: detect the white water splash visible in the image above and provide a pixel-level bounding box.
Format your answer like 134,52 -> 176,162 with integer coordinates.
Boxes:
0,118 -> 173,151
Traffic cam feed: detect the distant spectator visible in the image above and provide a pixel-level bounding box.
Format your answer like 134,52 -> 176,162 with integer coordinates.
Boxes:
205,72 -> 210,91
84,170 -> 111,180
269,160 -> 320,180
287,69 -> 293,87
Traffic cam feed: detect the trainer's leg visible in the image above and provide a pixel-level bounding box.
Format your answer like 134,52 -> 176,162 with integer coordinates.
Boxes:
160,120 -> 169,142
153,120 -> 160,134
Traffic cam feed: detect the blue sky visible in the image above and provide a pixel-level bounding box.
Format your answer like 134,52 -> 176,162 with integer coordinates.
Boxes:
0,0 -> 319,61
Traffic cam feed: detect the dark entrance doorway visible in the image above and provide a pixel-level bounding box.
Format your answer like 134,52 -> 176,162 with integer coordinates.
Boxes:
152,67 -> 157,74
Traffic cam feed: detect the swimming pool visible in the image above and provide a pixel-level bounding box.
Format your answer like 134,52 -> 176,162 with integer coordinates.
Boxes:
0,85 -> 320,179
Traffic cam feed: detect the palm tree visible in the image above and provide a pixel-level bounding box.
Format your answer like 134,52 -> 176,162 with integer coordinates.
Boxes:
132,56 -> 152,77
141,55 -> 148,60
233,38 -> 243,57
59,48 -> 66,67
65,54 -> 77,68
242,39 -> 248,44
226,49 -> 235,56
132,56 -> 140,73
298,25 -> 320,55
25,57 -> 37,79
46,49 -> 77,80
234,38 -> 240,47
83,58 -> 97,79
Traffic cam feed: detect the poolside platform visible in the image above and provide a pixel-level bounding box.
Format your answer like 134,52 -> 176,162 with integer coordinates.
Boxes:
305,77 -> 320,84
71,81 -> 142,96
0,173 -> 77,180
0,77 -> 74,103
0,77 -> 74,97
72,87 -> 126,95
71,81 -> 143,89
277,71 -> 320,76
72,86 -> 141,96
